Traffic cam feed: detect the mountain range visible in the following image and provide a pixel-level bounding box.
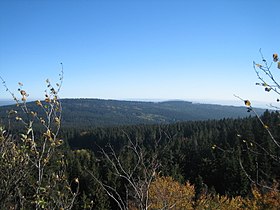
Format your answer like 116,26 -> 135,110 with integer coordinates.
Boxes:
0,98 -> 264,128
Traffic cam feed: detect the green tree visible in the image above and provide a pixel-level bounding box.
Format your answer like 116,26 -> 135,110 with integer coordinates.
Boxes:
234,51 -> 280,191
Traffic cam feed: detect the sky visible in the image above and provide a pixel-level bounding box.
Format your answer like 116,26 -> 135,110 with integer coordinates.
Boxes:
0,0 -> 279,107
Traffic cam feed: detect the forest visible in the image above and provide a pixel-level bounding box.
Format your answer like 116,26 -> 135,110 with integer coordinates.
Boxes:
0,98 -> 264,128
0,53 -> 280,209
1,103 -> 280,209
63,110 -> 280,209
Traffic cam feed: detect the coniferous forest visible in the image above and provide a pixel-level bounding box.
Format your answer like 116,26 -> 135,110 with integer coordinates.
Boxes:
1,99 -> 280,209
1,0 -> 280,208
0,54 -> 280,209
64,110 -> 280,209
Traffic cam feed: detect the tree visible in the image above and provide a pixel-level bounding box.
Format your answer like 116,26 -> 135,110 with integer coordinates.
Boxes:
234,51 -> 280,191
148,175 -> 195,209
86,130 -> 169,210
0,64 -> 78,209
244,184 -> 280,210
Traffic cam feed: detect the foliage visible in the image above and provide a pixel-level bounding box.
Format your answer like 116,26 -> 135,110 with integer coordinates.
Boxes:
0,65 -> 78,209
86,132 -> 161,210
244,184 -> 280,210
1,52 -> 279,209
67,149 -> 110,209
65,112 -> 279,209
196,194 -> 245,210
149,175 -> 195,209
254,51 -> 280,101
0,126 -> 30,208
233,51 -> 280,191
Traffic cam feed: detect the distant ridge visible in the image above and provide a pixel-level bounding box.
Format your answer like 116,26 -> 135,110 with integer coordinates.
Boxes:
0,100 -> 15,106
0,98 -> 265,128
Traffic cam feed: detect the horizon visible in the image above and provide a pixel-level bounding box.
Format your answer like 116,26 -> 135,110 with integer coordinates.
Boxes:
0,97 -> 272,109
1,0 -> 280,106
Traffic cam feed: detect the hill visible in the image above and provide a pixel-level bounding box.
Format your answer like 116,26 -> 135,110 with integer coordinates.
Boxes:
0,98 -> 264,127
0,100 -> 14,106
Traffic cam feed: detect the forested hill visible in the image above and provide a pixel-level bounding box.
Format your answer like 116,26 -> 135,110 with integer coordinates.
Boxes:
56,99 -> 264,127
0,98 -> 264,127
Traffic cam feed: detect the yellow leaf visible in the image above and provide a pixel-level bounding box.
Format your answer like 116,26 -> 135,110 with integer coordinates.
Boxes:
20,90 -> 26,96
36,100 -> 42,106
273,53 -> 278,62
45,97 -> 51,103
40,118 -> 45,124
278,61 -> 280,69
31,111 -> 37,117
149,176 -> 195,209
16,116 -> 22,121
54,117 -> 60,125
244,100 -> 251,107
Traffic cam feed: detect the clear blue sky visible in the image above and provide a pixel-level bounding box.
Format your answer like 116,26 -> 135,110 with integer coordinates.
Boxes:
0,0 -> 279,106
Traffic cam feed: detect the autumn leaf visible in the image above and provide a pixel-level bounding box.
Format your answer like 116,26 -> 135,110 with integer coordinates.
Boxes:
30,111 -> 37,117
149,176 -> 195,209
36,100 -> 42,106
244,100 -> 251,107
40,118 -> 46,124
45,97 -> 51,103
54,117 -> 60,125
15,116 -> 22,121
20,90 -> 26,96
265,87 -> 272,92
273,53 -> 278,62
